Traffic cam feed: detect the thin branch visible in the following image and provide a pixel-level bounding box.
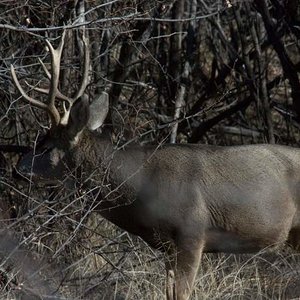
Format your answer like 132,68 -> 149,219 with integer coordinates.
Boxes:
0,10 -> 221,33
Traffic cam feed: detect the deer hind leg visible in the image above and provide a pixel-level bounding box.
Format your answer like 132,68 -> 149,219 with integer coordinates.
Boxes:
165,238 -> 204,300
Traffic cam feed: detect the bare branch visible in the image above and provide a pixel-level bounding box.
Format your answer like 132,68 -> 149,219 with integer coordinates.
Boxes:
37,57 -> 51,80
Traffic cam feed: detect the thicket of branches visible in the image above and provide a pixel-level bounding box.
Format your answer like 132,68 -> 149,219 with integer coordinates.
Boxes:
1,0 -> 300,147
0,0 -> 300,299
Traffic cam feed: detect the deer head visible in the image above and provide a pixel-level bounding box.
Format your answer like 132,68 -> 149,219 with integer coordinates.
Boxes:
11,31 -> 109,183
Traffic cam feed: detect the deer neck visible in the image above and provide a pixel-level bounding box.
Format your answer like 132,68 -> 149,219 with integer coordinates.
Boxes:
71,130 -> 146,199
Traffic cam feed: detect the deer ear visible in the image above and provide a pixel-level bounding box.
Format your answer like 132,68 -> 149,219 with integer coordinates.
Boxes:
67,94 -> 90,137
87,92 -> 109,131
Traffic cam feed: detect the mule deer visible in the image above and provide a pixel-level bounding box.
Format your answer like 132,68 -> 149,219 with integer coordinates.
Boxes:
11,31 -> 300,300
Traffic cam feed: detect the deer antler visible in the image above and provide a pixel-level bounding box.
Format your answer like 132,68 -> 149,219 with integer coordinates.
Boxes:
11,29 -> 90,128
11,63 -> 61,127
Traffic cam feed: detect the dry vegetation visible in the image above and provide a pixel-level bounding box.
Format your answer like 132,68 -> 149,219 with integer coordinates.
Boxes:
0,0 -> 300,299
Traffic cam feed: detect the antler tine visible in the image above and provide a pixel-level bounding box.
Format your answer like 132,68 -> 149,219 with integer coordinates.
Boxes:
73,32 -> 90,101
26,83 -> 72,103
37,37 -> 72,106
59,30 -> 89,126
45,30 -> 66,112
10,64 -> 60,127
11,65 -> 48,110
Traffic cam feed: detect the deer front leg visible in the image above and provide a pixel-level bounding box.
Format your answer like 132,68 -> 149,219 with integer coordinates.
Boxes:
288,226 -> 300,251
165,238 -> 204,300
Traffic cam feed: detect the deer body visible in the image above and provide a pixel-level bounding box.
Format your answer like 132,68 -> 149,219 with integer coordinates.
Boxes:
79,139 -> 300,255
17,119 -> 300,299
94,141 -> 300,254
11,32 -> 300,300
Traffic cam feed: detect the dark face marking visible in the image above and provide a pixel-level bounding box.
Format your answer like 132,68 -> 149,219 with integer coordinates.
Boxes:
16,125 -> 79,183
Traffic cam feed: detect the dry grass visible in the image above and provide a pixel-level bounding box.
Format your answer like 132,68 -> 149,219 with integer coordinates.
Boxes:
194,251 -> 300,300
0,183 -> 300,300
1,211 -> 300,300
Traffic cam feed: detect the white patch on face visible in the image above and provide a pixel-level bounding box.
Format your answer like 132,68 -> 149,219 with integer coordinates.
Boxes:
70,132 -> 82,148
50,148 -> 65,167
